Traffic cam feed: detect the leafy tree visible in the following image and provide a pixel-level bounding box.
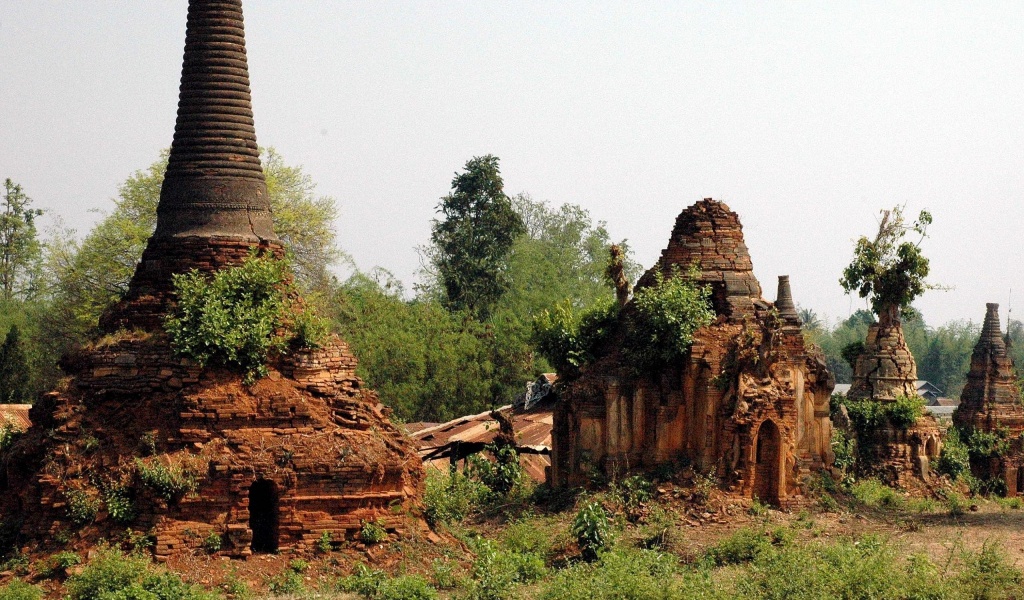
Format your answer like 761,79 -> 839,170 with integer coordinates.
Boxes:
840,206 -> 938,324
0,179 -> 43,301
46,148 -> 342,344
426,155 -> 526,318
332,272 -> 501,422
0,325 -> 30,403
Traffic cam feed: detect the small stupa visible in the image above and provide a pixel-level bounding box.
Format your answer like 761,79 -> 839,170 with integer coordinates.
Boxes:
954,304 -> 1024,496
1,0 -> 423,560
845,308 -> 941,486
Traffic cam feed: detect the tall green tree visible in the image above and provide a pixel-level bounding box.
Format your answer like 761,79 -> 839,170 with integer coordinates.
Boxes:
840,206 -> 938,324
0,179 -> 43,301
426,155 -> 526,318
46,148 -> 343,343
0,325 -> 30,403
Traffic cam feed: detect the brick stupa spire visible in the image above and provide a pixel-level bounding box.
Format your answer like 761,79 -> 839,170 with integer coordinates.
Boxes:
104,0 -> 282,331
3,0 -> 426,560
955,303 -> 1024,429
157,0 -> 275,241
954,304 -> 1024,496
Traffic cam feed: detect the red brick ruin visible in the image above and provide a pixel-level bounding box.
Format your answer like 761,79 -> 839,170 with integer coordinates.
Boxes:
0,0 -> 423,559
552,199 -> 835,505
954,304 -> 1024,496
845,311 -> 942,487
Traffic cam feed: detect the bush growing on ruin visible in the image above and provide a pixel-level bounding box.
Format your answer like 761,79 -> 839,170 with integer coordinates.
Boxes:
165,254 -> 326,382
135,458 -> 200,502
623,266 -> 715,373
467,443 -> 526,498
532,298 -> 618,377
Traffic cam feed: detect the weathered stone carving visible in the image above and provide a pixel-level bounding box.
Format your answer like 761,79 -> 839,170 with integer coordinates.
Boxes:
954,303 -> 1024,496
551,199 -> 834,505
0,0 -> 423,559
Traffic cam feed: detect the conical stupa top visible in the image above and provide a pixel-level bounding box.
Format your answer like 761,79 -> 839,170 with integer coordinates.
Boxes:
153,0 -> 276,241
775,275 -> 800,324
979,303 -> 1007,355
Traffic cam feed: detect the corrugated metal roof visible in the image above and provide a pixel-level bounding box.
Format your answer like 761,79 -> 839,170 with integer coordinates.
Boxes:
409,401 -> 554,482
0,405 -> 31,430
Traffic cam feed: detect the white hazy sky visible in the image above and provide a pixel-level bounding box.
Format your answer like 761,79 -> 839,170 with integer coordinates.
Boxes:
2,2 -> 1022,327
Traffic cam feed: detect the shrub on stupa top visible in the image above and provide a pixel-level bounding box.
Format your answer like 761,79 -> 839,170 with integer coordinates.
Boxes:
164,253 -> 327,382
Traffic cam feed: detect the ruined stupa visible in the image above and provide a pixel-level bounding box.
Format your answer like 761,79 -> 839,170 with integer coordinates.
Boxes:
953,304 -> 1024,496
0,0 -> 423,560
845,308 -> 941,486
552,199 -> 834,505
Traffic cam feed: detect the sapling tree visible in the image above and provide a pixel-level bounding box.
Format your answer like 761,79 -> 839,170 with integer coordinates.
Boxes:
840,206 -> 939,325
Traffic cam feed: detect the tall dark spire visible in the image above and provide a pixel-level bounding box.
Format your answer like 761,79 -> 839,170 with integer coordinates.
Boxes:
103,0 -> 281,331
154,0 -> 276,241
979,303 -> 1007,355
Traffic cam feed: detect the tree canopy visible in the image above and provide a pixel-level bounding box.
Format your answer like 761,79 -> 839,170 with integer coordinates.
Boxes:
0,179 -> 43,302
840,206 -> 937,323
426,155 -> 526,319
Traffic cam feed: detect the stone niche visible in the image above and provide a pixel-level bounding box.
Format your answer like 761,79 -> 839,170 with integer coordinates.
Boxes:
551,199 -> 835,505
954,303 -> 1024,496
1,329 -> 423,560
845,315 -> 942,487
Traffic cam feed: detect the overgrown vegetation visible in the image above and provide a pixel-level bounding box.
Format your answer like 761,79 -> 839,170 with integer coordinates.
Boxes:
64,546 -> 217,600
623,266 -> 715,373
135,458 -> 201,502
165,253 -> 327,382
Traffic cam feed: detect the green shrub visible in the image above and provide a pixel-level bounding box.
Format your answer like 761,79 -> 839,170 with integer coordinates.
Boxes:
945,490 -> 970,516
0,580 -> 42,600
467,443 -> 524,497
888,394 -> 925,429
165,253 -> 326,382
704,527 -> 786,566
267,568 -> 304,595
830,429 -> 856,475
613,475 -> 653,511
532,298 -> 618,376
338,564 -> 438,600
202,531 -> 221,553
430,559 -> 460,590
572,501 -> 609,560
64,546 -> 216,600
64,488 -> 101,525
51,551 -> 82,572
465,539 -> 545,600
540,547 -> 686,600
955,540 -> 1022,596
360,519 -> 388,545
423,468 -> 487,526
103,485 -> 136,524
850,479 -> 905,509
0,424 -> 22,454
317,530 -> 334,553
937,427 -> 971,481
135,458 -> 199,502
622,266 -> 715,372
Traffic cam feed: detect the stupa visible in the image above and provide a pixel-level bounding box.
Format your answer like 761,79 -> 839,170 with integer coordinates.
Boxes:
845,307 -> 942,486
0,0 -> 423,560
953,304 -> 1024,495
552,199 -> 835,505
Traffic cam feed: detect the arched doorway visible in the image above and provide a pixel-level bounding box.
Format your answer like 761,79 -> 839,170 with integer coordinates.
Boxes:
753,420 -> 781,505
249,479 -> 279,553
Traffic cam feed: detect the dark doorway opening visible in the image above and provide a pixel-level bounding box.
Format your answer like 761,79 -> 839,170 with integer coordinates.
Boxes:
753,420 -> 781,506
249,479 -> 279,553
